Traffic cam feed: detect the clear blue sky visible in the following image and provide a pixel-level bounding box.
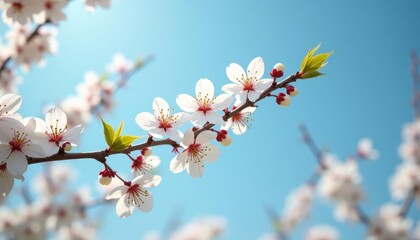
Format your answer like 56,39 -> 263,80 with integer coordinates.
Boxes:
2,0 -> 420,239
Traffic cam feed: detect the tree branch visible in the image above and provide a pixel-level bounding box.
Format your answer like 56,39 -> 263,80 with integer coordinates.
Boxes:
0,20 -> 51,74
28,74 -> 299,165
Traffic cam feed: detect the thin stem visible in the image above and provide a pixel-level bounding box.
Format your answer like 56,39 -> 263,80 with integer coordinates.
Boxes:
28,74 -> 298,165
0,20 -> 51,73
399,185 -> 418,217
299,124 -> 370,226
27,138 -> 178,165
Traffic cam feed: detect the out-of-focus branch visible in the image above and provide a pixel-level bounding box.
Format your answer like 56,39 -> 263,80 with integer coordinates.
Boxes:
28,73 -> 299,165
410,50 -> 420,119
399,185 -> 418,217
299,124 -> 370,226
0,20 -> 51,73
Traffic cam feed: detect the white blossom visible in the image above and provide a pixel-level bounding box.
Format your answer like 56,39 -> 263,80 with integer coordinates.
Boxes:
177,78 -> 232,126
170,129 -> 221,178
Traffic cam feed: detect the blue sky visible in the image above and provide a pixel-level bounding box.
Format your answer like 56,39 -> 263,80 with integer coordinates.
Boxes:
2,0 -> 420,239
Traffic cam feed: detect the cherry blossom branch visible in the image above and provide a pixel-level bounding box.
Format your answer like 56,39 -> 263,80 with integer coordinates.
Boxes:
0,20 -> 51,73
196,74 -> 298,136
399,185 -> 418,217
28,74 -> 299,165
410,50 -> 420,119
27,138 -> 178,164
299,124 -> 370,225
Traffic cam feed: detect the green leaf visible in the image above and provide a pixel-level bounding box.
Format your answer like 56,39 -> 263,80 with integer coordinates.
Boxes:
101,118 -> 115,147
300,44 -> 321,72
110,135 -> 141,151
305,51 -> 333,72
301,70 -> 323,79
115,121 -> 124,138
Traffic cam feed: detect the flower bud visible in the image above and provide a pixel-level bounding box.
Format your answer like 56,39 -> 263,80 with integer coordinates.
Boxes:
98,175 -> 112,185
276,93 -> 291,107
270,63 -> 285,78
63,142 -> 72,152
98,169 -> 115,185
141,147 -> 152,157
286,85 -> 299,97
220,134 -> 232,146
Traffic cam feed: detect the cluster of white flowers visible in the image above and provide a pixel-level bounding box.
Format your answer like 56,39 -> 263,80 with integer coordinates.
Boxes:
318,156 -> 364,222
0,0 -> 112,95
367,204 -> 412,240
144,216 -> 227,240
104,57 -> 292,217
59,53 -> 135,127
278,184 -> 315,233
305,225 -> 339,240
0,164 -> 98,240
0,93 -> 83,198
391,120 -> 420,205
0,0 -> 110,26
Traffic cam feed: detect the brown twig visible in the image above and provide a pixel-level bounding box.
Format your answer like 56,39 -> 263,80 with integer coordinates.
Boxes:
299,124 -> 370,226
28,74 -> 298,165
0,20 -> 51,73
399,185 -> 418,217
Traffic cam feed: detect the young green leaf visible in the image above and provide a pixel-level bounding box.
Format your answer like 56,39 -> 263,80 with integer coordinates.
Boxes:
300,44 -> 321,72
301,70 -> 323,79
101,118 -> 115,147
110,135 -> 141,151
115,121 -> 124,138
305,51 -> 333,72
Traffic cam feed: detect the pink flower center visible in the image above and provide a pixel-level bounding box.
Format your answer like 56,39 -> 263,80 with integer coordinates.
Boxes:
46,119 -> 66,146
131,156 -> 153,173
12,2 -> 23,12
187,143 -> 201,156
8,130 -> 30,152
158,118 -> 172,131
196,92 -> 213,115
45,1 -> 54,10
0,163 -> 6,171
242,79 -> 254,91
125,184 -> 149,207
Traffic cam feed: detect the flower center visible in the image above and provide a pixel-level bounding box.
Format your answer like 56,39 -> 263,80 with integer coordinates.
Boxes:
242,78 -> 254,91
196,93 -> 213,115
185,143 -> 211,164
126,184 -> 149,207
9,130 -> 30,152
45,1 -> 54,10
0,163 -> 6,171
12,2 -> 23,12
45,119 -> 66,146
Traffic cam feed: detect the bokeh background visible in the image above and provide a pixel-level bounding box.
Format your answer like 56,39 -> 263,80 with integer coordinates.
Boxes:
2,0 -> 420,239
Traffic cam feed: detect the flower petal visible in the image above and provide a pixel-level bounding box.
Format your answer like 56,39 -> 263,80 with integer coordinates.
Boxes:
204,111 -> 224,125
166,128 -> 183,142
149,128 -> 166,139
222,83 -> 242,95
247,57 -> 264,80
144,156 -> 161,168
152,97 -> 170,117
187,161 -> 204,178
232,121 -> 247,135
247,90 -> 261,102
6,151 -> 28,177
135,112 -> 159,131
254,78 -> 272,92
170,153 -> 187,174
203,144 -> 220,163
196,130 -> 216,144
116,194 -> 133,218
171,112 -> 190,127
195,78 -> 214,100
45,107 -> 67,130
212,94 -> 233,110
106,185 -> 126,200
0,94 -> 21,116
190,112 -> 208,126
138,191 -> 153,212
181,128 -> 194,146
176,94 -> 198,112
133,175 -> 162,188
0,169 -> 14,197
226,63 -> 246,84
